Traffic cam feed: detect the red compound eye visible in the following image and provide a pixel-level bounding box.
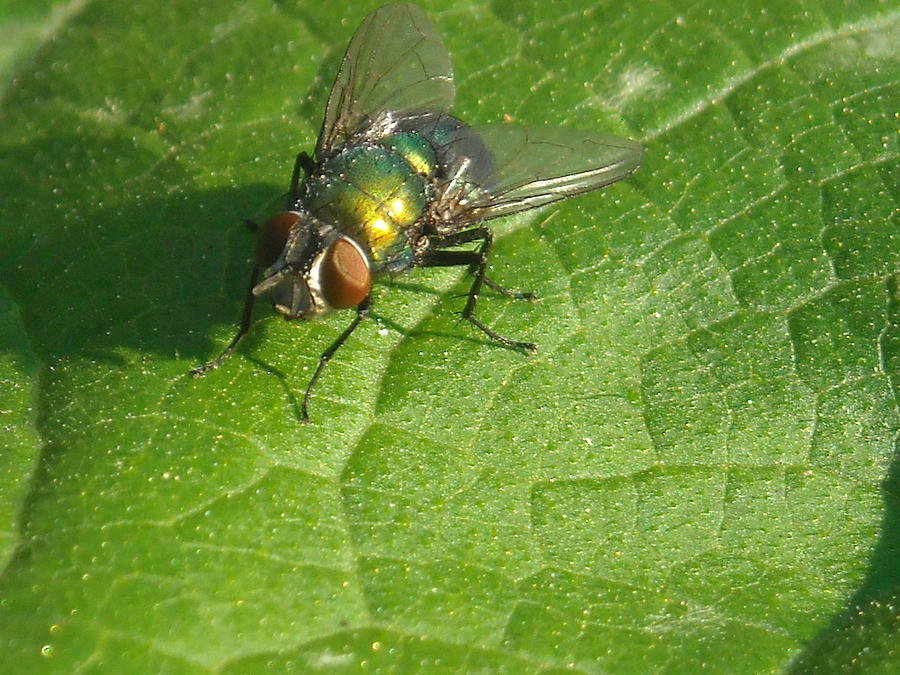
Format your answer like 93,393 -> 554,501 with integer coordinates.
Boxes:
320,236 -> 371,309
256,212 -> 300,268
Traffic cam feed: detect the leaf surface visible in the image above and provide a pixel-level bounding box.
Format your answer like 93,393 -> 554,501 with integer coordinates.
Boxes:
0,0 -> 897,671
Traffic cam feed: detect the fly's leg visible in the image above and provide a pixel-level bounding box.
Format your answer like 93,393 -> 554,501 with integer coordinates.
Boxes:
483,275 -> 537,302
288,151 -> 317,202
426,249 -> 537,352
421,227 -> 537,353
191,264 -> 260,376
428,228 -> 536,301
429,228 -> 536,301
301,297 -> 371,422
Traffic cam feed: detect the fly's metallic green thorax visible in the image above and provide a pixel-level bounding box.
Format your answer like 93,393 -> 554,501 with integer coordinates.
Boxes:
298,110 -> 493,268
301,130 -> 437,266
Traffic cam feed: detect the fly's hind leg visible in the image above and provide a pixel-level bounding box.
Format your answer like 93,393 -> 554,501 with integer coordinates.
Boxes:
483,275 -> 538,302
420,227 -> 537,353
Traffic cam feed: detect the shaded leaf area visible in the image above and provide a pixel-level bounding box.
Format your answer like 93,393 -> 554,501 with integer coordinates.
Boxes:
0,287 -> 42,569
0,0 -> 897,672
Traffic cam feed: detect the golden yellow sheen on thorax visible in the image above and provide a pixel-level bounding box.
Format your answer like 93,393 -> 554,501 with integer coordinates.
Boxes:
305,144 -> 429,263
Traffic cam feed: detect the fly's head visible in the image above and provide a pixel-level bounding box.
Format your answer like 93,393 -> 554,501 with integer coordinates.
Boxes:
253,211 -> 372,320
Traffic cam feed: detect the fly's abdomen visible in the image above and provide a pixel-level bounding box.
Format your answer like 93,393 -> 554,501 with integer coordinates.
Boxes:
304,142 -> 432,263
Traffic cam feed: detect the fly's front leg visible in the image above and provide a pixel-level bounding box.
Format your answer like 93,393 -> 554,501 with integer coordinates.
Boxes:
191,264 -> 260,376
301,296 -> 372,421
421,228 -> 536,353
288,151 -> 316,203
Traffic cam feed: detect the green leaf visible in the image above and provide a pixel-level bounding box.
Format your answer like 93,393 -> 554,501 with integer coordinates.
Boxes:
1,0 -> 897,671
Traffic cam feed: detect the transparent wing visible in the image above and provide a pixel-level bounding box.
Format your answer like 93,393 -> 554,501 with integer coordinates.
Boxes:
316,3 -> 455,158
435,124 -> 644,223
